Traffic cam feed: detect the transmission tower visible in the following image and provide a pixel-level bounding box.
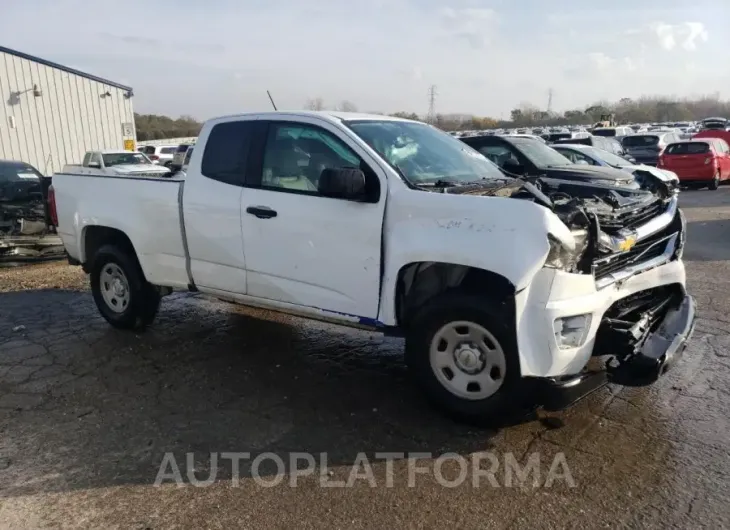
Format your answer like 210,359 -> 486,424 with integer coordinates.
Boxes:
427,85 -> 438,124
547,88 -> 554,114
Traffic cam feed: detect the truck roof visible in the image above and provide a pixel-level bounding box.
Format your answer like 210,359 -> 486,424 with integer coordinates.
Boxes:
208,110 -> 418,124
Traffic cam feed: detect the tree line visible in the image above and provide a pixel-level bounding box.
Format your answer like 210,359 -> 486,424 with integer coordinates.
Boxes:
134,93 -> 730,139
134,114 -> 203,141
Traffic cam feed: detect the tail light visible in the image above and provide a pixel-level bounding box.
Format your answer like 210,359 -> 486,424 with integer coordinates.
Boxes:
47,185 -> 58,227
149,155 -> 159,161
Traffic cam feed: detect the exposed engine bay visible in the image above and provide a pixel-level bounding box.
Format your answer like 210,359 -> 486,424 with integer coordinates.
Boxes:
439,168 -> 682,281
0,175 -> 65,264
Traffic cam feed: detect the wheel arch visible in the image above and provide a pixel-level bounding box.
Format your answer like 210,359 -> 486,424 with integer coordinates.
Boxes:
81,225 -> 140,274
394,261 -> 517,329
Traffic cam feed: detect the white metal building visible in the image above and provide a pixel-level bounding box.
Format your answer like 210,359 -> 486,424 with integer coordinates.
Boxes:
0,46 -> 137,176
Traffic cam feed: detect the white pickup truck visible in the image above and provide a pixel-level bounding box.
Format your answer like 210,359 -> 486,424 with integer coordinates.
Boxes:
70,150 -> 172,178
49,111 -> 696,421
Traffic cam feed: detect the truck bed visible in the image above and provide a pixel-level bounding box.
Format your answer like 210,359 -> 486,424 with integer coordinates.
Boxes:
53,172 -> 190,288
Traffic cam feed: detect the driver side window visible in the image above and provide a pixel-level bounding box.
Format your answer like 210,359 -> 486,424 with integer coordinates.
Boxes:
570,151 -> 594,165
261,123 -> 362,195
477,145 -> 518,168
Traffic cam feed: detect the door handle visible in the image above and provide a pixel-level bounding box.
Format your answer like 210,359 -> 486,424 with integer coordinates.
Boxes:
246,206 -> 277,219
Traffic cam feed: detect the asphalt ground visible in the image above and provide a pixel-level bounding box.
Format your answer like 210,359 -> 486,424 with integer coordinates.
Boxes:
0,188 -> 729,529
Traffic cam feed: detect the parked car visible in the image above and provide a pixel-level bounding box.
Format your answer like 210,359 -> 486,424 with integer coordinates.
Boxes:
621,132 -> 683,166
170,143 -> 194,171
657,139 -> 730,190
465,135 -> 641,186
551,144 -> 679,185
50,111 -> 694,423
551,135 -> 633,161
139,145 -> 178,167
542,130 -> 591,143
0,159 -> 64,262
591,126 -> 634,138
75,150 -> 172,178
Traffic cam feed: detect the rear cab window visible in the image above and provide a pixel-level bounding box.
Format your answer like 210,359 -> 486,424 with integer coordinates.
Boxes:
200,121 -> 255,185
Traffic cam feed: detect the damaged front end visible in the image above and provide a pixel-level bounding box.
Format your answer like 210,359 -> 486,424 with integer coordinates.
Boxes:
595,285 -> 696,385
0,162 -> 65,264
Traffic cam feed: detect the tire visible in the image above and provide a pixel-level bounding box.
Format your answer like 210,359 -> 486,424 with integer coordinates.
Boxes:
405,292 -> 523,424
90,244 -> 161,330
709,172 -> 720,190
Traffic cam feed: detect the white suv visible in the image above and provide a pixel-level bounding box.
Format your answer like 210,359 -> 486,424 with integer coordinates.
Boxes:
171,143 -> 195,170
139,145 -> 177,167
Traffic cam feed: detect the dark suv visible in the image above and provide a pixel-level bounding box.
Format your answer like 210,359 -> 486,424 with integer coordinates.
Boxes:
621,131 -> 682,166
460,135 -> 637,186
551,135 -> 632,161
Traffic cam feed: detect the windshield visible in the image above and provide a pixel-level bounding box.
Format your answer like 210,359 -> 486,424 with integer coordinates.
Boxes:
622,135 -> 659,147
345,120 -> 505,184
102,153 -> 150,166
509,138 -> 572,168
593,129 -> 616,137
579,146 -> 632,166
0,161 -> 42,183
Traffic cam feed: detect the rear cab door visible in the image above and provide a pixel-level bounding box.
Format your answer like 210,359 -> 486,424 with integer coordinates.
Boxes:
182,119 -> 252,294
238,115 -> 388,320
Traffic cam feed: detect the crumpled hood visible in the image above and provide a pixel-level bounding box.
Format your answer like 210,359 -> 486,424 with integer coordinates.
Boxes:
620,164 -> 679,184
543,164 -> 636,183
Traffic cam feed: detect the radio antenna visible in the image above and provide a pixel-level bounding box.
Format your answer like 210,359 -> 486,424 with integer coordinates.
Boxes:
266,90 -> 278,111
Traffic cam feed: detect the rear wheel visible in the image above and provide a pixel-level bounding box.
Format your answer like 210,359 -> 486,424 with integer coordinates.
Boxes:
90,245 -> 161,330
709,172 -> 720,190
405,293 -> 524,423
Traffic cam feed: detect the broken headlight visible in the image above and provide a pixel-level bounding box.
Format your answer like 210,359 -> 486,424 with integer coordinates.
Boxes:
545,229 -> 589,272
597,228 -> 638,254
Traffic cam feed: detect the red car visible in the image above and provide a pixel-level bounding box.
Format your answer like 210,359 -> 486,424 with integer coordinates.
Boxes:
657,138 -> 730,190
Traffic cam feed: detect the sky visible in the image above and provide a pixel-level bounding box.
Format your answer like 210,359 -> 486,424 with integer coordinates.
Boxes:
2,0 -> 729,120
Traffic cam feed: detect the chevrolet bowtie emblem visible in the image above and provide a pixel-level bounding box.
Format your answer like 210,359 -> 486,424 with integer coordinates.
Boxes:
618,236 -> 637,252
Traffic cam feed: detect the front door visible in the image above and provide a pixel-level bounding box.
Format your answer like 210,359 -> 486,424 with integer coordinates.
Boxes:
239,118 -> 387,319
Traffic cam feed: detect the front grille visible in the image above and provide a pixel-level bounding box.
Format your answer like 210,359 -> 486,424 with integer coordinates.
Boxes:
598,200 -> 664,231
593,232 -> 673,280
592,210 -> 683,282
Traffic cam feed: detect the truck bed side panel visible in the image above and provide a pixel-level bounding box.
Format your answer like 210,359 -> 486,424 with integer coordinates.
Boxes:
54,174 -> 189,288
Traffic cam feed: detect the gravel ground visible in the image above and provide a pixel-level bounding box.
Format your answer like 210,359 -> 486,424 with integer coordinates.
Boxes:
0,261 -> 86,293
0,189 -> 729,529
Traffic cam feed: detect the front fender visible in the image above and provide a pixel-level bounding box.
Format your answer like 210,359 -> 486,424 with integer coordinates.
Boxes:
377,189 -> 571,325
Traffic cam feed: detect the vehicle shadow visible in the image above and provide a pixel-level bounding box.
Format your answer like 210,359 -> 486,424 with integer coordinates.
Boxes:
684,218 -> 730,262
0,290 -> 544,497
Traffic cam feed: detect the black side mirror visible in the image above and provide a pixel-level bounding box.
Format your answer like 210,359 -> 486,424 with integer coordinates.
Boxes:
502,159 -> 525,175
318,167 -> 367,200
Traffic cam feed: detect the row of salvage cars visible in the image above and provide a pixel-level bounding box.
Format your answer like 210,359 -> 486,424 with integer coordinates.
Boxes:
459,131 -> 730,192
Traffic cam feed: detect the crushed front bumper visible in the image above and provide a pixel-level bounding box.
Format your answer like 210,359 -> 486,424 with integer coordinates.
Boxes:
537,290 -> 696,411
606,292 -> 696,386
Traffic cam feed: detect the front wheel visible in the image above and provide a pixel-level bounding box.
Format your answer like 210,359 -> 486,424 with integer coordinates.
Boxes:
90,245 -> 161,330
405,293 -> 523,423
